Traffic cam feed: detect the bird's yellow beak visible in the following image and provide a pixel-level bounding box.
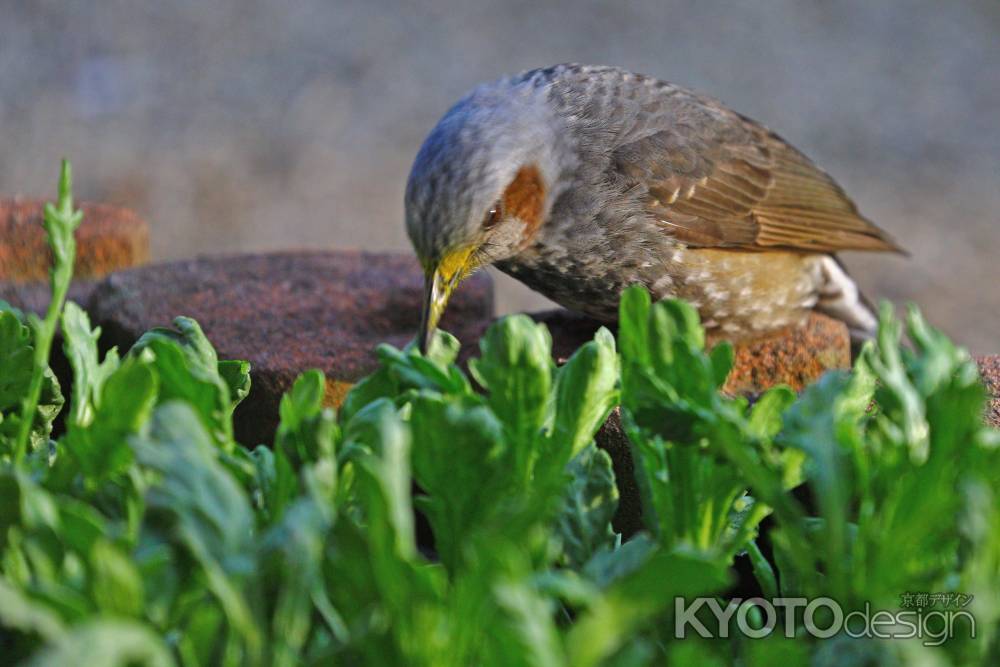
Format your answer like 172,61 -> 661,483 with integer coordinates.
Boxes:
417,245 -> 478,354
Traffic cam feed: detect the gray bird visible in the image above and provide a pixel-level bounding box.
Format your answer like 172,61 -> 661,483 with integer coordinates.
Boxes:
405,64 -> 902,351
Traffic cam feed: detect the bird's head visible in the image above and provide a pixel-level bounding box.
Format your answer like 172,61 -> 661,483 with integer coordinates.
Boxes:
405,77 -> 574,352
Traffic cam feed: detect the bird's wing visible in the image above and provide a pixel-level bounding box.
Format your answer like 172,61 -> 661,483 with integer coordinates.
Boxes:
610,110 -> 902,253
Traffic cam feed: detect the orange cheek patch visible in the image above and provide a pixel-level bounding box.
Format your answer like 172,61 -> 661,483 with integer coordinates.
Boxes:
502,165 -> 546,246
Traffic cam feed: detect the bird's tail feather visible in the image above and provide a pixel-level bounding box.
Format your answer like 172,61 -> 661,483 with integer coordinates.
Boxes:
814,255 -> 879,343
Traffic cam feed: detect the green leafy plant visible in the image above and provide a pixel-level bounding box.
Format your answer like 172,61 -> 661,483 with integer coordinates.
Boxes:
0,162 -> 998,666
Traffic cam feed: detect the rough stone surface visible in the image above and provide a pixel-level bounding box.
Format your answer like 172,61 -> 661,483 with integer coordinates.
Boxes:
711,313 -> 851,394
86,251 -> 493,444
978,356 -> 1000,429
0,198 -> 149,283
594,408 -> 643,539
0,280 -> 97,316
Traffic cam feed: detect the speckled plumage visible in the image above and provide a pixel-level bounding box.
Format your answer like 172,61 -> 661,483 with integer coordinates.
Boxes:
406,64 -> 901,342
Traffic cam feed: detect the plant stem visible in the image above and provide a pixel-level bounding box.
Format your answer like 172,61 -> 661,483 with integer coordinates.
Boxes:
13,160 -> 82,465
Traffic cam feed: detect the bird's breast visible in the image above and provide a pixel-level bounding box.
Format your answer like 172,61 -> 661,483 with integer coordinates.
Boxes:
496,229 -> 826,339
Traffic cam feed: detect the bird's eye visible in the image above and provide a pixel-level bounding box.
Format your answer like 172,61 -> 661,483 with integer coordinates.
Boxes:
483,200 -> 503,229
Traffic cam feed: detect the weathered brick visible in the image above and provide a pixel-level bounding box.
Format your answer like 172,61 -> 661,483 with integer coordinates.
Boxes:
0,198 -> 149,282
712,313 -> 851,394
86,251 -> 493,444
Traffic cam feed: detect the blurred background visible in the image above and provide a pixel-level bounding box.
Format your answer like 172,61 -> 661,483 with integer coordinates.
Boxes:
2,0 -> 998,353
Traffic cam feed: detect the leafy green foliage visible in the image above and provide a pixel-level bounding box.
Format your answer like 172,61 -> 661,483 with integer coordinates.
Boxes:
61,301 -> 120,428
0,310 -> 64,455
8,160 -> 80,464
618,287 -> 793,562
131,317 -> 249,449
1,162 -> 998,666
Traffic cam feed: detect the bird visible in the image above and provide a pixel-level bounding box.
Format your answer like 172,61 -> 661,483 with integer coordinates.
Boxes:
405,64 -> 902,352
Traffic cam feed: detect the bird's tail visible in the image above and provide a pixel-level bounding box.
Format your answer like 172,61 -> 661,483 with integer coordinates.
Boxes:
814,255 -> 879,343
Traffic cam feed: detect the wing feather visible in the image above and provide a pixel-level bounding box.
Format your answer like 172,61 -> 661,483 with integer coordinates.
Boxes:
610,106 -> 903,253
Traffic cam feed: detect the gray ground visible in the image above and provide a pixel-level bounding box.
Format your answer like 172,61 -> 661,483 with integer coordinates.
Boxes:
2,1 -> 998,353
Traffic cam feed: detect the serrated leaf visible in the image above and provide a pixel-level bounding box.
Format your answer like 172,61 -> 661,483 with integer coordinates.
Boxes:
554,446 -> 618,569
275,370 -> 338,471
0,309 -> 34,412
130,402 -> 260,659
63,357 -> 158,479
549,327 -> 619,465
468,315 -> 554,457
61,301 -> 120,427
0,309 -> 63,455
217,359 -> 252,409
130,317 -> 248,448
342,398 -> 416,559
408,393 -> 507,572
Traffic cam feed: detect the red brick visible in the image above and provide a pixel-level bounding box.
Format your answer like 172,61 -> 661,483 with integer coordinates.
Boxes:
0,198 -> 149,283
86,251 -> 493,443
715,313 -> 850,394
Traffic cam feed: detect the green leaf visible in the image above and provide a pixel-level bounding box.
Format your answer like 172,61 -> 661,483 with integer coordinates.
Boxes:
468,315 -> 554,458
775,371 -> 856,599
23,620 -> 174,667
133,316 -> 219,372
218,359 -> 252,409
549,327 -> 619,465
258,496 -> 347,665
0,576 -> 67,642
88,539 -> 144,617
275,369 -> 338,470
708,341 -> 734,388
748,386 -> 804,489
130,317 -> 246,449
582,533 -> 658,589
492,580 -> 564,667
9,160 -> 79,464
862,302 -> 929,461
742,633 -> 811,666
53,497 -> 108,559
0,308 -> 64,457
61,300 -> 120,427
617,286 -> 652,370
338,366 -> 395,424
417,327 -> 462,367
380,333 -> 471,397
668,640 -> 727,667
63,357 -> 158,479
0,469 -> 60,554
342,398 -> 416,560
554,446 -> 619,569
246,445 -> 298,524
747,386 -> 795,441
0,309 -> 34,412
567,548 -> 730,667
340,331 -> 471,428
130,402 -> 261,660
409,393 -> 508,572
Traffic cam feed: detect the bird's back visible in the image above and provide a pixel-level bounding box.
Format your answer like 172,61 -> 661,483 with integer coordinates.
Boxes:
497,64 -> 899,339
